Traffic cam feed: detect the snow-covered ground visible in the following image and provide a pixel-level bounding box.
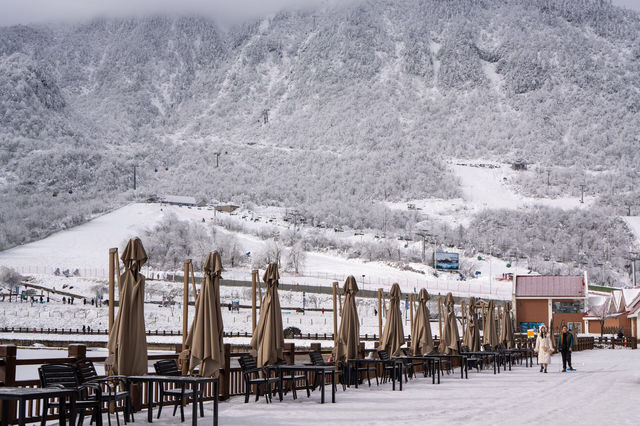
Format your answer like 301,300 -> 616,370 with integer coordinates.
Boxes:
624,216 -> 640,243
388,161 -> 594,228
43,348 -> 633,426
0,201 -> 512,299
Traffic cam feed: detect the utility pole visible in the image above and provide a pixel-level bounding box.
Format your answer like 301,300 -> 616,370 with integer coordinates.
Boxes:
547,169 -> 551,186
133,165 -> 137,190
579,184 -> 585,204
628,252 -> 639,287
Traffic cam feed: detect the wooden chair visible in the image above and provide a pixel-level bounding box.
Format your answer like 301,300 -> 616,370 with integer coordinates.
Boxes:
38,363 -> 108,426
238,355 -> 282,403
153,359 -> 203,422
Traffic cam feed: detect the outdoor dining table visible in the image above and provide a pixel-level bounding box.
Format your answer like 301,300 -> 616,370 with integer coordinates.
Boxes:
346,359 -> 404,391
463,351 -> 500,374
424,354 -> 469,379
275,365 -> 337,404
504,348 -> 534,367
0,387 -> 76,426
126,375 -> 218,426
396,356 -> 441,384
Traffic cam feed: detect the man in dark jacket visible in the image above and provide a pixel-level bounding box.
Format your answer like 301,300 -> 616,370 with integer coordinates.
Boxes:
557,325 -> 574,371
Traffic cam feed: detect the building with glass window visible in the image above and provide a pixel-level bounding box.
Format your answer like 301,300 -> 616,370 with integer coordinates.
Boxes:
512,274 -> 588,333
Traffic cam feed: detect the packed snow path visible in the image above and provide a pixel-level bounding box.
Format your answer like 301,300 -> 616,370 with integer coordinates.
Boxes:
63,349 -> 636,426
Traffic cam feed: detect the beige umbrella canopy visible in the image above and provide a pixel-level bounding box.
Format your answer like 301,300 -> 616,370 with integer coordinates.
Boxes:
483,300 -> 499,349
184,251 -> 225,377
378,283 -> 405,357
250,263 -> 284,367
107,237 -> 148,375
410,289 -> 434,355
438,292 -> 460,355
499,302 -> 515,349
463,297 -> 481,352
334,276 -> 360,363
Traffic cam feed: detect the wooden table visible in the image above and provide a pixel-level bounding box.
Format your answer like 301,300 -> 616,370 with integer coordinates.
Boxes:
126,375 -> 218,426
0,387 -> 76,426
276,365 -> 337,404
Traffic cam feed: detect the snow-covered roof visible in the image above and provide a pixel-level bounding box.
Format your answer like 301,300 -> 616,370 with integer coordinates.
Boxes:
622,288 -> 640,310
515,275 -> 586,298
160,195 -> 197,205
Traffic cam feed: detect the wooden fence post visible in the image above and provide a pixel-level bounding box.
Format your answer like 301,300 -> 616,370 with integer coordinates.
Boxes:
332,282 -> 338,347
108,248 -> 117,332
220,344 -> 231,401
284,343 -> 295,365
377,289 -> 383,339
182,260 -> 190,347
0,345 -> 17,423
68,344 -> 86,360
251,270 -> 257,332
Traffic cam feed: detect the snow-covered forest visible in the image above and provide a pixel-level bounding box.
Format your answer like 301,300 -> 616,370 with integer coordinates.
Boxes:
1,0 -> 639,285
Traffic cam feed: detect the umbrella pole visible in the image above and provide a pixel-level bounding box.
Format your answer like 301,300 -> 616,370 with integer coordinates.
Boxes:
338,290 -> 342,317
108,248 -> 117,333
377,289 -> 383,339
332,282 -> 338,347
251,270 -> 257,332
182,260 -> 190,348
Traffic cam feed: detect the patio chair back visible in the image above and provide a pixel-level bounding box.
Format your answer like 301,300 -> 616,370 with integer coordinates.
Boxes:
377,350 -> 390,361
461,345 -> 471,353
39,363 -> 80,389
75,360 -> 99,384
154,359 -> 181,376
309,351 -> 327,366
483,344 -> 493,352
238,355 -> 258,373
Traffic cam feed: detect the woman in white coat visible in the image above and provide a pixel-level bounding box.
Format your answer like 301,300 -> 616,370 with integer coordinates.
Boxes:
534,324 -> 553,373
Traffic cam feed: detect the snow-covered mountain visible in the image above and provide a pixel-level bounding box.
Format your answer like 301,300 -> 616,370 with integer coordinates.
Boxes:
1,0 -> 639,284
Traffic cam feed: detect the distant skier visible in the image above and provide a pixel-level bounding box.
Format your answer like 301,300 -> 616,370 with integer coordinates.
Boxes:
557,325 -> 574,372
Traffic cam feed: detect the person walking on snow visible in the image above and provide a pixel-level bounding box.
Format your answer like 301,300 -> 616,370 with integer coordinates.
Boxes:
557,325 -> 574,371
534,324 -> 553,373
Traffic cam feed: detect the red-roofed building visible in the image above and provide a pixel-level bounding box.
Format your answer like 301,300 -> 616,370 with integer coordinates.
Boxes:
512,274 -> 588,333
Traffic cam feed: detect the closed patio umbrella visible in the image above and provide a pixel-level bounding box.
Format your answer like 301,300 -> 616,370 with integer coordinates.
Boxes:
463,297 -> 481,352
107,237 -> 148,375
185,251 -> 225,377
378,283 -> 405,356
483,300 -> 499,349
500,301 -> 515,349
250,263 -> 284,367
410,289 -> 434,355
438,292 -> 460,355
335,276 -> 360,362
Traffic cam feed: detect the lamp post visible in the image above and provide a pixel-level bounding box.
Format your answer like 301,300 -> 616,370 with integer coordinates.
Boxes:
362,274 -> 366,291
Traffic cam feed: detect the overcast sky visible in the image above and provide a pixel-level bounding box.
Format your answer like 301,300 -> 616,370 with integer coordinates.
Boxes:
0,0 -> 637,27
0,0 -> 332,27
